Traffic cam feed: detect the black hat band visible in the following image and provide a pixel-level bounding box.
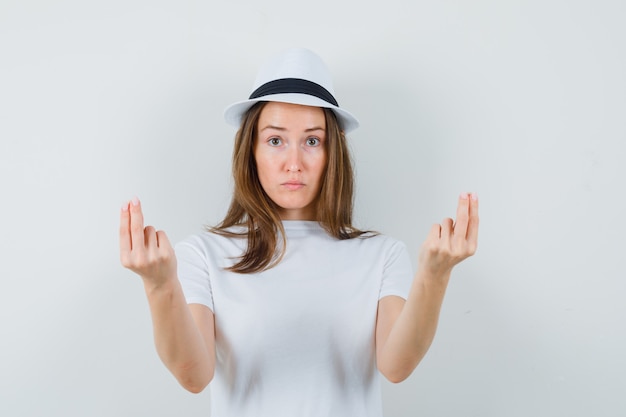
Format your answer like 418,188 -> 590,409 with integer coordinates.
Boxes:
248,78 -> 339,107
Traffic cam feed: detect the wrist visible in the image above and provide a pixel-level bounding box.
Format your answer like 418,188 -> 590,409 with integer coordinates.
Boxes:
142,274 -> 179,297
415,265 -> 452,287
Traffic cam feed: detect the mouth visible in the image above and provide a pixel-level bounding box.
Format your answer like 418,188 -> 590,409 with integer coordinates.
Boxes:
282,181 -> 305,190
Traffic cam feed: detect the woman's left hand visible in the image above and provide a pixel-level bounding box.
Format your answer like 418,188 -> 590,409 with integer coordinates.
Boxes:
418,192 -> 479,277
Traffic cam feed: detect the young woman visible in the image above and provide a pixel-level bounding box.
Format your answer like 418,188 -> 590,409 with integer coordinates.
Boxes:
119,48 -> 479,416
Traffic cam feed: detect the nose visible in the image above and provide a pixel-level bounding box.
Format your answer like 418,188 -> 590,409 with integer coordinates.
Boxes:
285,145 -> 302,172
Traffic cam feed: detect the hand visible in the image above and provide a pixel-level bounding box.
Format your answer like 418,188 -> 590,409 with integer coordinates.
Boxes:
119,197 -> 177,288
418,192 -> 479,277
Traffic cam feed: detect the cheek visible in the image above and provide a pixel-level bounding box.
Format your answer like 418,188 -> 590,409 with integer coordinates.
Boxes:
312,152 -> 327,180
254,155 -> 280,193
253,152 -> 262,172
255,159 -> 270,184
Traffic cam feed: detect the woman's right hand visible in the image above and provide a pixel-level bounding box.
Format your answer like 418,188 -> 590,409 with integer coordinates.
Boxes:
119,197 -> 215,392
119,197 -> 177,289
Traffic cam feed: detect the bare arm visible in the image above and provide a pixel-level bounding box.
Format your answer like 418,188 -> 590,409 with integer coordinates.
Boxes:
120,198 -> 215,393
376,193 -> 479,383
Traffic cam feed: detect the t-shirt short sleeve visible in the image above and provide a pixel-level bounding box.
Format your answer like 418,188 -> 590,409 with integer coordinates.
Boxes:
378,240 -> 413,300
175,238 -> 214,311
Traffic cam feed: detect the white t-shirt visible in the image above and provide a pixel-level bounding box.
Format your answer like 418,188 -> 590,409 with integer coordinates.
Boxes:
176,220 -> 413,417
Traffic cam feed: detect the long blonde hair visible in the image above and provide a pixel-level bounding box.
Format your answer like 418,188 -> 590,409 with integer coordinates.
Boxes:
211,102 -> 369,273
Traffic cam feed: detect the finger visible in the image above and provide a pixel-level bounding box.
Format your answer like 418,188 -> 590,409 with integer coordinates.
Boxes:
144,225 -> 158,250
422,224 -> 442,256
453,192 -> 470,241
467,193 -> 479,247
129,197 -> 145,252
440,217 -> 454,245
426,223 -> 442,242
119,201 -> 132,254
155,230 -> 172,250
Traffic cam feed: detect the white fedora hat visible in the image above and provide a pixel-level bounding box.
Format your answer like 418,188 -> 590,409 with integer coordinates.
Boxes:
224,48 -> 360,133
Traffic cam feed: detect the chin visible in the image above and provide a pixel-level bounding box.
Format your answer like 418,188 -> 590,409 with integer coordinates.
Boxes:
276,203 -> 317,220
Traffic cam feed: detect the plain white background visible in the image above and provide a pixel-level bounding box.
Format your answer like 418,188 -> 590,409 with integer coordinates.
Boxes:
1,0 -> 625,416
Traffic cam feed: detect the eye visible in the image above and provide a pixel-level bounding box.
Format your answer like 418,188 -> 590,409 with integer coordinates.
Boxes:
306,137 -> 321,147
268,137 -> 282,146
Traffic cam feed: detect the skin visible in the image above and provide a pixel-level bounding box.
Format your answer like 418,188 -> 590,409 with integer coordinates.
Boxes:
376,192 -> 479,382
254,102 -> 327,220
119,102 -> 479,391
119,197 -> 214,393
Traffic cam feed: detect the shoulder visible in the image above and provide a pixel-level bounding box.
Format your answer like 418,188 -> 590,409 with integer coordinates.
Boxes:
350,230 -> 408,253
176,228 -> 247,259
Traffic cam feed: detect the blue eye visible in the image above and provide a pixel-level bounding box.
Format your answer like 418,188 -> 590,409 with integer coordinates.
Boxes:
306,137 -> 320,146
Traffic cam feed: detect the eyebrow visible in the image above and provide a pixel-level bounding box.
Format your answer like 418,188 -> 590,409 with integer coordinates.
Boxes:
260,125 -> 325,133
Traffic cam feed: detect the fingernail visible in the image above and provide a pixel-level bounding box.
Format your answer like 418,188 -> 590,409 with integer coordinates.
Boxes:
470,192 -> 478,201
121,202 -> 129,212
131,196 -> 140,206
460,192 -> 469,200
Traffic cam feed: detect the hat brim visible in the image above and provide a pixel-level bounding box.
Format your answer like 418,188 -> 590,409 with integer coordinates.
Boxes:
224,93 -> 360,133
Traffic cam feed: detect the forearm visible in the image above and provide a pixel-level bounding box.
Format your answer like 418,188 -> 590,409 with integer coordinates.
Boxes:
377,193 -> 478,382
378,268 -> 451,382
143,277 -> 214,392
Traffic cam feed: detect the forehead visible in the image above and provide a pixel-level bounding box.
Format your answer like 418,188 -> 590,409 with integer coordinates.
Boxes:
258,102 -> 326,130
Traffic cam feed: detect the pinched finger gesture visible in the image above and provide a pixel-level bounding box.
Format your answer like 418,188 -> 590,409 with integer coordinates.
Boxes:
119,198 -> 177,287
418,192 -> 479,276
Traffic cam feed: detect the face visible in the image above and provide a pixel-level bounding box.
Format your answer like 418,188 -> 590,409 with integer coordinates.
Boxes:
254,102 -> 327,220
